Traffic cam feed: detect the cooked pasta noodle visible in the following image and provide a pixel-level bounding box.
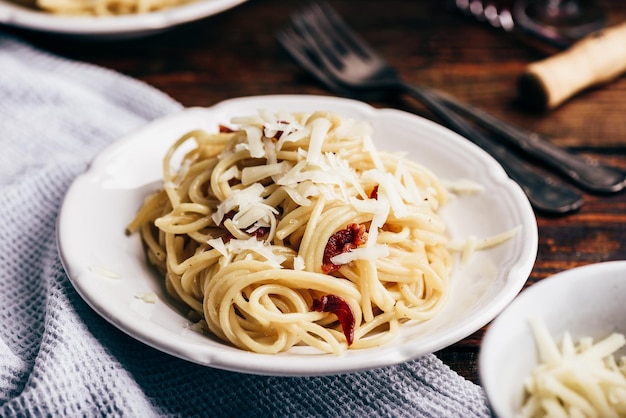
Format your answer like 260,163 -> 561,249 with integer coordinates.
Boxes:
33,0 -> 192,16
127,110 -> 504,355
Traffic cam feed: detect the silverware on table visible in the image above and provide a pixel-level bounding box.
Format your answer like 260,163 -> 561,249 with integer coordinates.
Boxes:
277,2 -> 626,214
446,0 -> 607,50
434,91 -> 626,194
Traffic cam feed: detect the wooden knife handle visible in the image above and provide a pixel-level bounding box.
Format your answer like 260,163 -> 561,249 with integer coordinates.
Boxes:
518,21 -> 626,110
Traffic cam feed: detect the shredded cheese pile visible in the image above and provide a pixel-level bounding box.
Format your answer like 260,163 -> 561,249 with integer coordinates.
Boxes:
519,317 -> 626,418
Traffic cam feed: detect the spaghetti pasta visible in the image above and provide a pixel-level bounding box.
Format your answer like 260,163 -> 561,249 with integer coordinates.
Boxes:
126,110 -> 486,355
33,0 -> 192,16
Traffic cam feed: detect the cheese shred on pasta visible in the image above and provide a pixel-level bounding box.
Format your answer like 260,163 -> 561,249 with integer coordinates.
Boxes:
127,110 -> 510,355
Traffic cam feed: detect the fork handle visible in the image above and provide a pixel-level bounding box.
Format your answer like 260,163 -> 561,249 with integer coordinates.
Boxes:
405,86 -> 583,214
428,88 -> 626,194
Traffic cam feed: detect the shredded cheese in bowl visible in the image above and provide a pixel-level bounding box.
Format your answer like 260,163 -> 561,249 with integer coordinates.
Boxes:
519,317 -> 626,418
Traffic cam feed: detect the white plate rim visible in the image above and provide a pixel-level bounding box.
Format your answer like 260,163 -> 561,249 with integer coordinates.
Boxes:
0,0 -> 247,37
57,94 -> 538,376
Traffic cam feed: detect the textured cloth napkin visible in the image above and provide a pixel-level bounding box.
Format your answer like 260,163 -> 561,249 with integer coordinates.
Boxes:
0,33 -> 490,417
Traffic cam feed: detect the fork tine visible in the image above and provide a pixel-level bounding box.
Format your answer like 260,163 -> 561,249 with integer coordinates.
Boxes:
276,27 -> 352,96
316,2 -> 380,61
296,2 -> 378,63
300,3 -> 353,58
276,27 -> 326,81
291,4 -> 346,72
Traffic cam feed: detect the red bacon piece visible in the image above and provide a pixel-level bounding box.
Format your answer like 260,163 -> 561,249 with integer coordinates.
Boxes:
322,223 -> 367,273
312,295 -> 355,345
369,185 -> 379,200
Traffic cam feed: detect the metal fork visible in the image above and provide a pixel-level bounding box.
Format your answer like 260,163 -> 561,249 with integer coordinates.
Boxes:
277,3 -> 625,213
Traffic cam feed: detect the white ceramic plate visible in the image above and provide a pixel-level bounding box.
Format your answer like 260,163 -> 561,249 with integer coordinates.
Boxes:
0,0 -> 246,39
57,94 -> 538,376
480,261 -> 626,418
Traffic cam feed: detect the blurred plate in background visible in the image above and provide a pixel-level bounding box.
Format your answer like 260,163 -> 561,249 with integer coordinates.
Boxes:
0,0 -> 247,39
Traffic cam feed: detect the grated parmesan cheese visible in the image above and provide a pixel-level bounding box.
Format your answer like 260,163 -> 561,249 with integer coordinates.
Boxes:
518,317 -> 626,418
213,109 -> 463,268
243,125 -> 265,158
263,137 -> 278,164
293,255 -> 305,271
212,183 -> 266,226
443,178 -> 485,195
448,225 -> 521,264
276,126 -> 309,150
135,292 -> 158,304
360,129 -> 384,171
305,117 -> 332,165
241,161 -> 290,186
394,158 -> 422,205
230,238 -> 287,268
88,266 -> 121,279
362,169 -> 407,218
208,237 -> 228,257
208,236 -> 287,268
330,244 -> 390,266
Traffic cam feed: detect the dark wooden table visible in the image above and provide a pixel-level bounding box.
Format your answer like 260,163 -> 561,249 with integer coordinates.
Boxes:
6,0 -> 626,385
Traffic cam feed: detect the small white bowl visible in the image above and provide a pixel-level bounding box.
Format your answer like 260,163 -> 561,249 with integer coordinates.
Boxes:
480,260 -> 626,418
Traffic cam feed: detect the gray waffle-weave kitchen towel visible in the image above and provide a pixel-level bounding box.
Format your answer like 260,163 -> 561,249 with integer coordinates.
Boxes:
0,33 -> 490,417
